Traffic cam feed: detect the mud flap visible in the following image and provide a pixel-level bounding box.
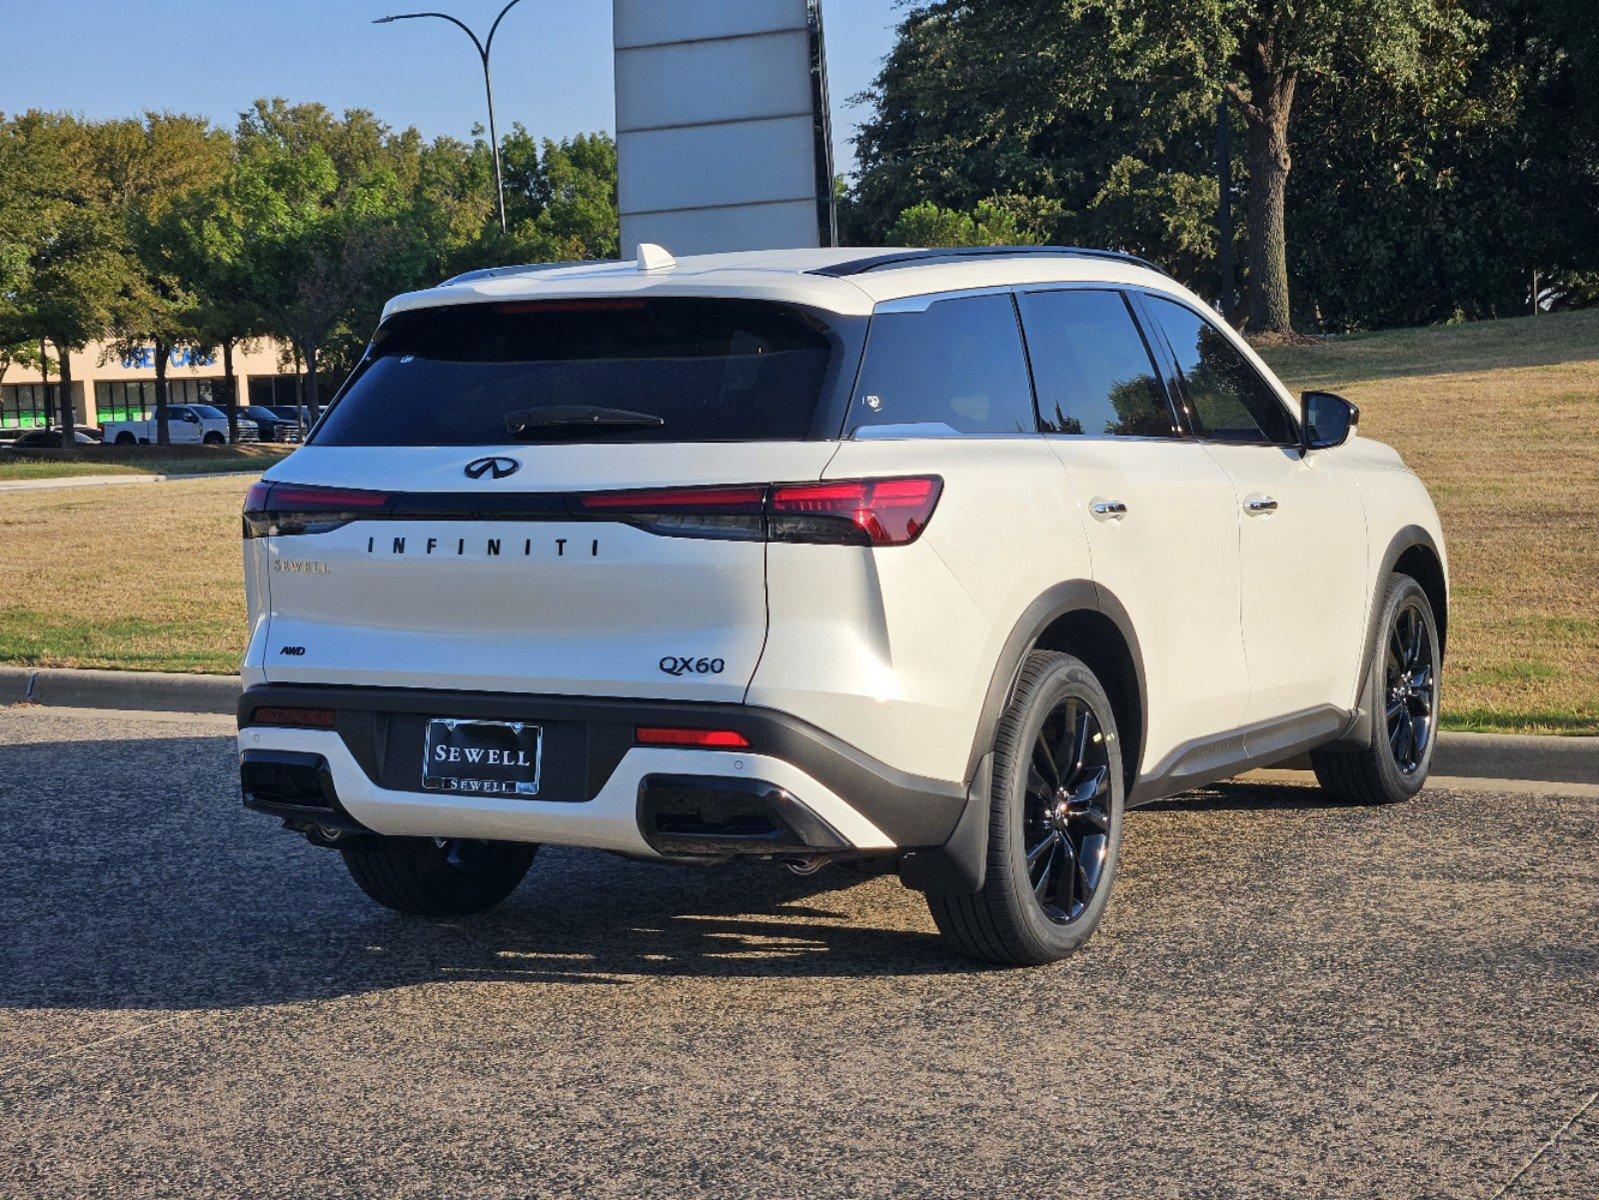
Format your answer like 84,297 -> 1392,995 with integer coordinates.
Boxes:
897,752 -> 993,894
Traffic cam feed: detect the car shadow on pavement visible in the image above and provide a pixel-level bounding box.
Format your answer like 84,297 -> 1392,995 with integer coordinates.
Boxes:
0,735 -> 970,1012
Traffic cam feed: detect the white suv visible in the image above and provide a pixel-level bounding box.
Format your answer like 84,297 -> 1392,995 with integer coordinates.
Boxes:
238,245 -> 1446,965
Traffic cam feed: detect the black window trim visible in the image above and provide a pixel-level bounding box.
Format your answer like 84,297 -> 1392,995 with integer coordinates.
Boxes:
1013,283 -> 1186,442
1130,288 -> 1303,449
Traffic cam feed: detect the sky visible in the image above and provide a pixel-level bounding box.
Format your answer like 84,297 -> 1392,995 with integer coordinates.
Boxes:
0,0 -> 905,175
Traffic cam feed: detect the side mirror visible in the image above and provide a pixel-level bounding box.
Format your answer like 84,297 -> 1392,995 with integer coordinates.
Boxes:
1301,391 -> 1359,451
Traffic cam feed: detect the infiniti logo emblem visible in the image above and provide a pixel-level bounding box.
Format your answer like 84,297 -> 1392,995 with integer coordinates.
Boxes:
465,456 -> 521,481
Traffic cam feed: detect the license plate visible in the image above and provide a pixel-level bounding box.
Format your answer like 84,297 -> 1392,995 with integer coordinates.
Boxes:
422,718 -> 542,797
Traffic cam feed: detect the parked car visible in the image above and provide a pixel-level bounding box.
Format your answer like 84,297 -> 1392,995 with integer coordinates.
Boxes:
102,404 -> 257,446
239,406 -> 302,444
3,426 -> 103,450
268,406 -> 315,433
238,244 -> 1447,966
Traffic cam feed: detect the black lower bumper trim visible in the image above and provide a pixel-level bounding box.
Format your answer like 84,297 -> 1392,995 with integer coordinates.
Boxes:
638,774 -> 849,857
239,683 -> 971,850
240,749 -> 369,834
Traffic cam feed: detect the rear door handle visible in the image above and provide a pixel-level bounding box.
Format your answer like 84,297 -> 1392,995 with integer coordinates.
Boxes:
1245,495 -> 1279,515
1090,498 -> 1128,522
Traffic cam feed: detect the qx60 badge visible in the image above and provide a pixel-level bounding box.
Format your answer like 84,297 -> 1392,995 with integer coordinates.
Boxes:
465,456 -> 521,480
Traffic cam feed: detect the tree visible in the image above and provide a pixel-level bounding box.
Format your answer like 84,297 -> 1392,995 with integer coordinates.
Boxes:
886,196 -> 1055,246
499,127 -> 619,262
1215,0 -> 1482,332
3,112 -> 139,447
226,101 -> 421,420
98,112 -> 231,445
851,1 -> 1484,332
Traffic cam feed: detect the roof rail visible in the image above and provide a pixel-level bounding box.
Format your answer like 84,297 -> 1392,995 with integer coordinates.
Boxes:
809,245 -> 1166,279
440,259 -> 618,286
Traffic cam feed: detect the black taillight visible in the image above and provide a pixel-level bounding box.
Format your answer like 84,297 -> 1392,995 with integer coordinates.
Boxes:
243,482 -> 392,539
577,485 -> 768,541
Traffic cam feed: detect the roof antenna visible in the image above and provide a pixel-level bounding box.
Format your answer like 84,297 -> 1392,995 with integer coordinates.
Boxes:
636,243 -> 676,273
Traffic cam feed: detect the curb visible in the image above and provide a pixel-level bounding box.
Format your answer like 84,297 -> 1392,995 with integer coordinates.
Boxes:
1431,732 -> 1599,786
3,666 -> 1597,785
0,666 -> 239,716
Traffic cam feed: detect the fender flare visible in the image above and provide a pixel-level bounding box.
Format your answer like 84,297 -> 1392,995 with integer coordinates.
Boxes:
1340,524 -> 1448,745
903,580 -> 1149,896
963,579 -> 1149,785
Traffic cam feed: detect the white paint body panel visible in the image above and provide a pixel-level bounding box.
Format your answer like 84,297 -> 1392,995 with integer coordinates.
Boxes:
258,442 -> 837,701
1202,443 -> 1369,723
1045,438 -> 1250,774
750,438 -> 1088,784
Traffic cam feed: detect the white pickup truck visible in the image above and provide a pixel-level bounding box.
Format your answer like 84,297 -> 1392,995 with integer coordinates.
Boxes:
102,404 -> 258,446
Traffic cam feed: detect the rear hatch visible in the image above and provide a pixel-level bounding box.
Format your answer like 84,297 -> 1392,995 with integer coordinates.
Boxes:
247,296 -> 859,702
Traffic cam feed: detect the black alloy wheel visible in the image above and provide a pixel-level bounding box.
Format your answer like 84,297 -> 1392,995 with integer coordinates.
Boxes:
1385,600 -> 1436,775
1310,572 -> 1442,805
926,649 -> 1125,966
1024,697 -> 1113,924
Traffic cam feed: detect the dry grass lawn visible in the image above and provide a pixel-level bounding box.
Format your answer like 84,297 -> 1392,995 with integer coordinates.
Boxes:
0,310 -> 1594,733
0,475 -> 252,673
1263,308 -> 1599,734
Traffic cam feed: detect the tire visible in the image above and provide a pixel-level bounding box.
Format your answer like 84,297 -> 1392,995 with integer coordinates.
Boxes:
1311,573 -> 1440,804
115,432 -> 136,445
928,650 -> 1125,966
341,836 -> 536,917
202,431 -> 224,445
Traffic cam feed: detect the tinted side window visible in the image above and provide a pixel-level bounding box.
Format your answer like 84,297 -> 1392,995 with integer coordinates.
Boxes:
1018,289 -> 1175,438
1145,296 -> 1296,444
849,294 -> 1037,436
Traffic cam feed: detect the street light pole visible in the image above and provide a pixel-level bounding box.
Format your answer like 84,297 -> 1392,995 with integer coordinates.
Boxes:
374,0 -> 527,234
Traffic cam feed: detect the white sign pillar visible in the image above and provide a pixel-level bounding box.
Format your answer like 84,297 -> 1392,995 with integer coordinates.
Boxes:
613,0 -> 837,257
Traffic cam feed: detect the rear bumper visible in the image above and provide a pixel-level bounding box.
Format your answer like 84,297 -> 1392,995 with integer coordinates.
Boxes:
237,684 -> 974,863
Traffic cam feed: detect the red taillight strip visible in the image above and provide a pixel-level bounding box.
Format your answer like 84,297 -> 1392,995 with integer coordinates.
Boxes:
635,726 -> 751,749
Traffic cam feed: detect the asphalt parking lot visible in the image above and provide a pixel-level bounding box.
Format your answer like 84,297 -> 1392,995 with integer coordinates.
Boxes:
1,705 -> 1594,1200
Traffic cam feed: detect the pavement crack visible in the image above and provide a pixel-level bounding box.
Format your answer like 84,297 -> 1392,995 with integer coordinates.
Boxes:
1487,1087 -> 1598,1200
0,1013 -> 193,1087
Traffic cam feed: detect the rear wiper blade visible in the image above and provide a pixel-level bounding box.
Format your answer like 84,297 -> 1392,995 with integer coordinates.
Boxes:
505,406 -> 665,438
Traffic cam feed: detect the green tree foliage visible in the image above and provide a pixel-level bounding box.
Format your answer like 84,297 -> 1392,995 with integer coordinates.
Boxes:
850,0 -> 1579,334
96,112 -> 232,444
887,195 -> 1057,246
500,127 -> 620,262
2,112 -> 141,445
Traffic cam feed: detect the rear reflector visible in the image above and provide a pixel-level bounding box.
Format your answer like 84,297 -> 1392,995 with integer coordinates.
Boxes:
635,726 -> 751,749
249,706 -> 337,730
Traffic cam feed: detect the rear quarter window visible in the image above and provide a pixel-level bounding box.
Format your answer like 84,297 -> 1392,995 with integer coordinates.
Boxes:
847,293 -> 1038,437
313,298 -> 851,446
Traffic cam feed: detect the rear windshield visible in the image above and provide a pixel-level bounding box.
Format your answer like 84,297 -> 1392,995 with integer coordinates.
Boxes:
313,298 -> 841,446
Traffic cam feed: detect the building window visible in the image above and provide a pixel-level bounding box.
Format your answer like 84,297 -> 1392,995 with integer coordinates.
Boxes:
95,381 -> 156,424
167,379 -> 217,406
94,380 -> 222,423
248,375 -> 303,410
1,384 -> 54,429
